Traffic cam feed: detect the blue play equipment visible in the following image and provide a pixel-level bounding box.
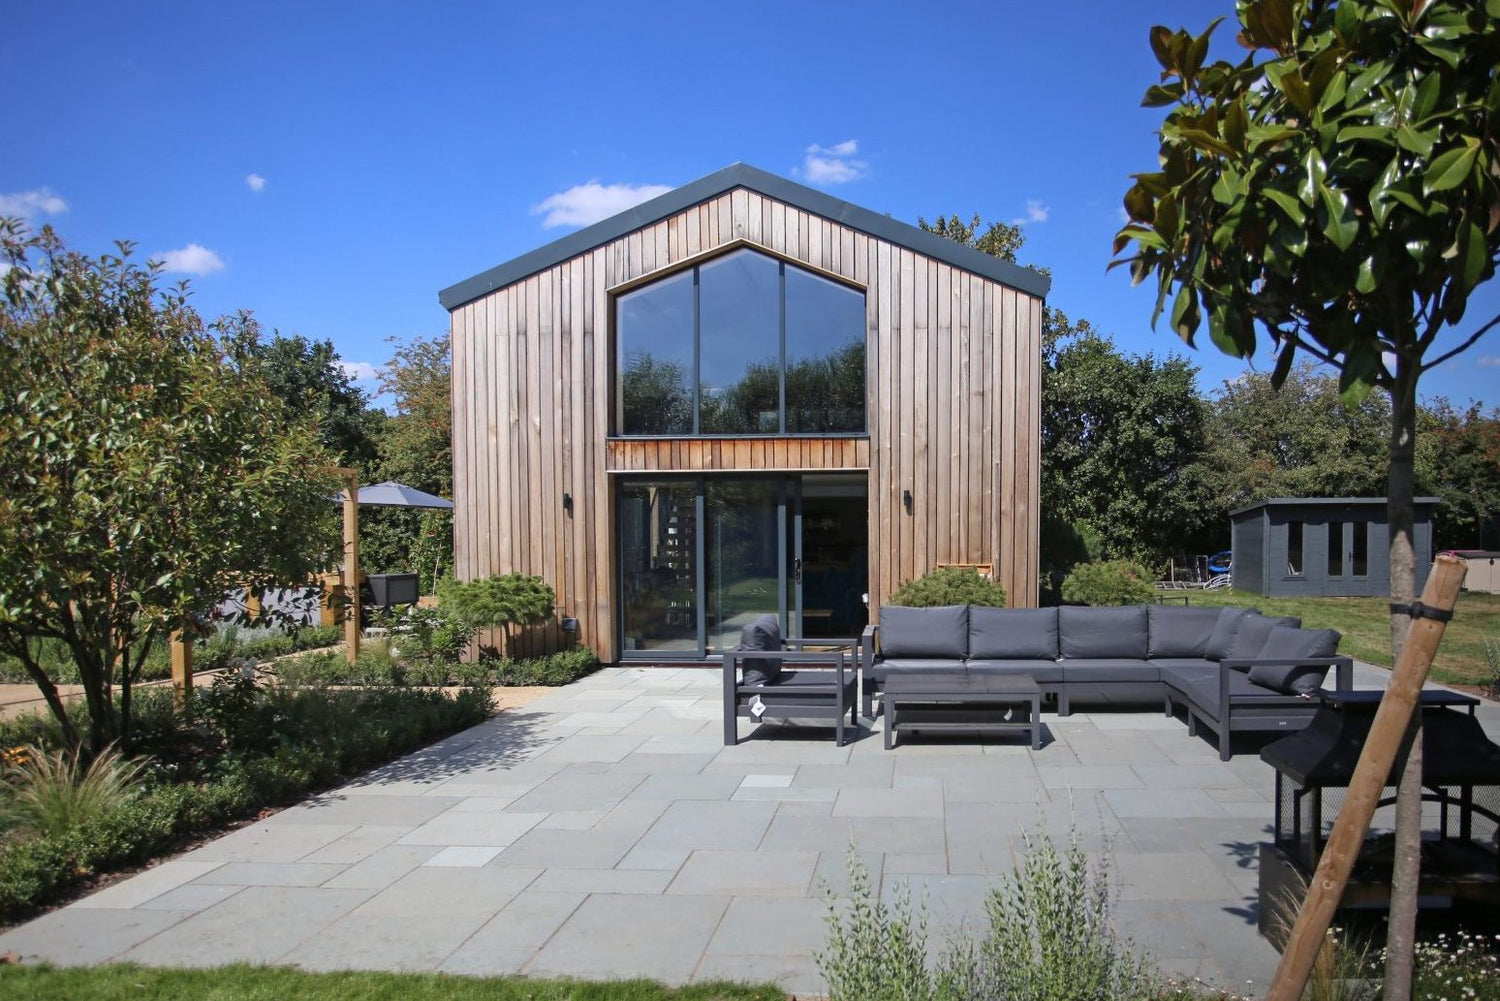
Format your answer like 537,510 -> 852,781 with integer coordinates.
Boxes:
1207,551 -> 1232,574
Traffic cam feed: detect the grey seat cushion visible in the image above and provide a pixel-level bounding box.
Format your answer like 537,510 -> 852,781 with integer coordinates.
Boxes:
1247,626 -> 1342,695
1158,662 -> 1220,693
1059,658 -> 1160,683
968,606 -> 1059,660
735,614 -> 783,685
1204,607 -> 1258,661
871,657 -> 964,684
966,658 -> 1065,683
1174,669 -> 1298,719
1058,606 -> 1149,659
1150,657 -> 1218,673
1221,614 -> 1302,665
762,669 -> 857,698
1147,605 -> 1224,658
878,605 -> 969,659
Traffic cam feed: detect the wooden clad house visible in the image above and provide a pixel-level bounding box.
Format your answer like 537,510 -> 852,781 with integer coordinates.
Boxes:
439,164 -> 1049,662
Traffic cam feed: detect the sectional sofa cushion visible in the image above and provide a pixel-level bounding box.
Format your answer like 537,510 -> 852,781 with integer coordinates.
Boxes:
1172,667 -> 1298,716
1147,605 -> 1225,658
878,605 -> 969,659
1149,657 -> 1218,673
1059,658 -> 1161,683
966,659 -> 1065,683
877,658 -> 969,675
1204,607 -> 1259,661
1247,626 -> 1343,695
1058,605 -> 1149,659
735,614 -> 783,685
968,606 -> 1059,660
1221,614 -> 1302,665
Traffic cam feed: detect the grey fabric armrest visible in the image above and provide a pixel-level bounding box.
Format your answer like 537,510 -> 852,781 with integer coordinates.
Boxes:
726,648 -> 849,686
861,624 -> 878,673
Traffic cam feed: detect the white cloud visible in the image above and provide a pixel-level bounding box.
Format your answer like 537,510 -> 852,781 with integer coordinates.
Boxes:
338,360 -> 380,382
156,243 -> 225,275
0,187 -> 69,218
1011,199 -> 1050,226
802,141 -> 867,184
245,173 -> 267,193
1478,356 -> 1500,367
532,181 -> 672,229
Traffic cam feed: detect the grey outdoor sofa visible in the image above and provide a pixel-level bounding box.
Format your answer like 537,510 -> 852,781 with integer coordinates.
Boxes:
860,603 -> 1353,759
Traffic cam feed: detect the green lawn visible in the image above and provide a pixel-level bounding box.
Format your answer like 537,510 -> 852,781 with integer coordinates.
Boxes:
0,965 -> 787,1001
1187,588 -> 1500,688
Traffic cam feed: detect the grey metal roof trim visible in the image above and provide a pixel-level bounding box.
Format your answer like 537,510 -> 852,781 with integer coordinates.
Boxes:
438,163 -> 1052,310
1229,497 -> 1441,517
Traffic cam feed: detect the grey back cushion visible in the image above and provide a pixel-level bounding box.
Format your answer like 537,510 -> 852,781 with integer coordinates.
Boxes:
1147,605 -> 1226,659
1204,607 -> 1259,661
1247,626 -> 1342,695
879,605 -> 969,659
968,606 -> 1059,660
1221,614 -> 1301,665
735,614 -> 783,685
1058,605 -> 1149,660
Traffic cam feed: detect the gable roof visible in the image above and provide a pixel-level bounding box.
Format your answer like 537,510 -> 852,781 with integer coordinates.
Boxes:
438,163 -> 1052,310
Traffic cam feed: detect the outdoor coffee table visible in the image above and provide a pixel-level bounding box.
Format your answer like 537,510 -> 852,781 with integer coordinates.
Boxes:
881,672 -> 1042,750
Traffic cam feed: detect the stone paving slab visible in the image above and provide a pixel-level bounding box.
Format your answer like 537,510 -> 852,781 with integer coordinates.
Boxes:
2,661 -> 1491,997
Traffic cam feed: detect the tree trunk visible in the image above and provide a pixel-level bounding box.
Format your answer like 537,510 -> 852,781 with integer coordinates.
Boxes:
1383,362 -> 1420,1001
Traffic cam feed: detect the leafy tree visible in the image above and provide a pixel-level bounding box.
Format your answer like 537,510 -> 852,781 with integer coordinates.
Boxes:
1113,3 -> 1500,992
363,333 -> 454,590
917,213 -> 1025,262
0,222 -> 339,754
889,566 -> 1007,607
1203,361 -> 1393,507
1043,329 -> 1216,570
1417,398 -> 1500,550
250,333 -> 384,474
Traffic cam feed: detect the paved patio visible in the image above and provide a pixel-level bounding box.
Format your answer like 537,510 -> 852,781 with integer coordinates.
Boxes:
2,662 -> 1492,995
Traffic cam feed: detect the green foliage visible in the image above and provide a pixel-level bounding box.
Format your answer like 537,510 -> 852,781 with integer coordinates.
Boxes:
1043,327 -> 1217,567
249,332 -> 384,475
918,213 -> 1025,264
272,644 -> 598,689
889,567 -> 1008,608
1418,399 -> 1500,551
969,827 -> 1154,1001
438,573 -> 556,633
0,964 -> 788,1001
0,222 -> 340,755
817,823 -> 1159,1001
0,683 -> 491,920
1485,638 -> 1500,702
489,648 -> 600,687
1060,560 -> 1158,606
1,744 -> 149,838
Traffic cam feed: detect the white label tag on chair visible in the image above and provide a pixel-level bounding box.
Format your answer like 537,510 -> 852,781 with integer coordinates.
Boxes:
750,696 -> 766,719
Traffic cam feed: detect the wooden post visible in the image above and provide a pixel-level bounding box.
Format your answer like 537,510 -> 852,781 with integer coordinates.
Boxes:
337,468 -> 361,665
1264,554 -> 1468,1001
170,626 -> 193,704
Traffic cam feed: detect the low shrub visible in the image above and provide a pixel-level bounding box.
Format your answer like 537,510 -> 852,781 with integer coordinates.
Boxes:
818,822 -> 1159,1001
1060,559 -> 1158,606
438,573 -> 555,633
489,648 -> 600,687
889,566 -> 1008,608
1,744 -> 150,839
271,645 -> 598,689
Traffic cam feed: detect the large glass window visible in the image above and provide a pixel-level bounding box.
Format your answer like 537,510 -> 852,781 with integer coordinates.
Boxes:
618,480 -> 698,652
615,247 -> 866,435
1327,522 -> 1345,577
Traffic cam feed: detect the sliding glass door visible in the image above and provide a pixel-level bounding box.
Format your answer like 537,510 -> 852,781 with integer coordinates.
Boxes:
617,474 -> 867,658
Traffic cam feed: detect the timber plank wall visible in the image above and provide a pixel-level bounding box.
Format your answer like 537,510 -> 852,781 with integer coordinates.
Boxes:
450,187 -> 1043,662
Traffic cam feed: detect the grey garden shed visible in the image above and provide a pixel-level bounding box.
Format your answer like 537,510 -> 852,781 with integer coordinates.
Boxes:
1229,497 -> 1438,598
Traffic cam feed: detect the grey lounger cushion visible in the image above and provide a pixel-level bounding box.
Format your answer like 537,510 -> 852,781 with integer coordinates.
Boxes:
1059,658 -> 1161,683
735,614 -> 783,685
1247,626 -> 1342,695
1059,606 -> 1149,660
1221,614 -> 1301,665
878,604 -> 969,659
1204,607 -> 1259,660
1147,605 -> 1225,659
966,659 -> 1065,683
968,606 -> 1059,660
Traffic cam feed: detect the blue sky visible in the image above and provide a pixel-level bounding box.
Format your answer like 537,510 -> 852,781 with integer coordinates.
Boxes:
5,0 -> 1497,407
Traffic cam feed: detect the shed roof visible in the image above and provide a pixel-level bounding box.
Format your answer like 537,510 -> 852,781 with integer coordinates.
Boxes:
1229,497 -> 1440,517
438,163 -> 1052,311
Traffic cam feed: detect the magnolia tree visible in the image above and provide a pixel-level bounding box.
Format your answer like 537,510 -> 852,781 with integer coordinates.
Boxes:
1113,1 -> 1499,993
0,222 -> 340,754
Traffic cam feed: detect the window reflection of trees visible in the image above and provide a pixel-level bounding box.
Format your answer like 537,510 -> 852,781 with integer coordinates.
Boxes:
616,249 -> 867,435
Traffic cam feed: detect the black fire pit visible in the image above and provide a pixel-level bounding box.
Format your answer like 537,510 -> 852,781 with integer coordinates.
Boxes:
1258,689 -> 1500,944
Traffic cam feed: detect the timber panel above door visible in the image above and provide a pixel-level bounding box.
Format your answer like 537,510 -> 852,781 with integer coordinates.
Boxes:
606,437 -> 870,473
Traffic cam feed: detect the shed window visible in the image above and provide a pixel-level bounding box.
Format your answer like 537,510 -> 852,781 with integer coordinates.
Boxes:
1328,522 -> 1344,577
615,248 -> 866,436
1287,520 -> 1304,576
1351,522 -> 1369,576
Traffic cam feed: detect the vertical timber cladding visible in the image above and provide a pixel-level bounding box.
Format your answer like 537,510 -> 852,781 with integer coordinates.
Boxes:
449,188 -> 1044,663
